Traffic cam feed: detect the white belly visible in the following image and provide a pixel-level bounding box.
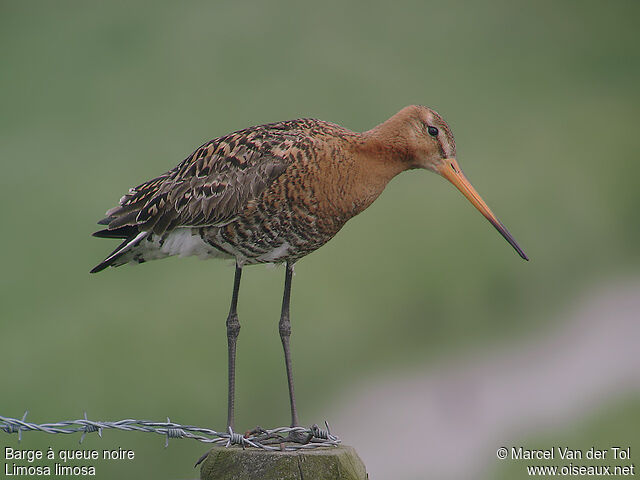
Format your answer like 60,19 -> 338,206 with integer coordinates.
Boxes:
160,228 -> 224,259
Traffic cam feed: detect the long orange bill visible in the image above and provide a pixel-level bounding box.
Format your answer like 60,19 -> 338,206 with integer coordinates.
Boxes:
438,158 -> 529,261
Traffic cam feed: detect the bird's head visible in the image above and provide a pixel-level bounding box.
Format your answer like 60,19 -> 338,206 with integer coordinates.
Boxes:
385,105 -> 529,261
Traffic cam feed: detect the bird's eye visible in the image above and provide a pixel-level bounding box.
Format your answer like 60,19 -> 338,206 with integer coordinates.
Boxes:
427,126 -> 439,137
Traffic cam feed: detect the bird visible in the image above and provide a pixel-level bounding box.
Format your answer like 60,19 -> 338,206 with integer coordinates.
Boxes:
91,105 -> 528,433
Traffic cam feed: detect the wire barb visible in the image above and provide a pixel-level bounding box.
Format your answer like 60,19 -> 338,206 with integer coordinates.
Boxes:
225,427 -> 247,449
310,422 -> 331,440
79,411 -> 102,444
164,417 -> 187,447
2,411 -> 28,441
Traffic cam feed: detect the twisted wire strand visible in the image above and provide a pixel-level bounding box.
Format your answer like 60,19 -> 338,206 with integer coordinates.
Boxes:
0,413 -> 340,451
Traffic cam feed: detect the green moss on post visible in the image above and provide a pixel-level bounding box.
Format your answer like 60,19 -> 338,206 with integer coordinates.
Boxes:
199,445 -> 367,480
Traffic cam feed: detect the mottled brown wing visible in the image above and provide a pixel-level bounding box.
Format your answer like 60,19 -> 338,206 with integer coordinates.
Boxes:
101,126 -> 299,235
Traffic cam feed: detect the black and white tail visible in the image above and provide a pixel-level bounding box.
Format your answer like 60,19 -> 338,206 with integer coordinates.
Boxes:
91,222 -> 228,273
90,225 -> 149,273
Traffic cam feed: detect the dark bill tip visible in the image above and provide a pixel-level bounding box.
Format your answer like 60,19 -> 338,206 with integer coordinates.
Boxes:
492,219 -> 529,261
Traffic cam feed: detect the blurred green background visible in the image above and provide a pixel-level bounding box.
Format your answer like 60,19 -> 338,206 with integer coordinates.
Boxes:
1,1 -> 638,479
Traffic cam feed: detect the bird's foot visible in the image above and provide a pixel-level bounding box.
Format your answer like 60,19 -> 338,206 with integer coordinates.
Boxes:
244,425 -> 268,437
260,431 -> 313,447
240,425 -> 288,445
244,425 -> 313,446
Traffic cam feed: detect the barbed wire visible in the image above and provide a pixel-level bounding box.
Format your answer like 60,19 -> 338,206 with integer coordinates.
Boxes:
0,412 -> 340,452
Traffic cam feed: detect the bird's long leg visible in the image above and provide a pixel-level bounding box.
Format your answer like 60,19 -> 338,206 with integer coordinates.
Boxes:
279,262 -> 299,427
226,263 -> 242,430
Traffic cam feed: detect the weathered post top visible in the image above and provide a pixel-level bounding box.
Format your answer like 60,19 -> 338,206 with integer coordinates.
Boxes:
199,445 -> 367,480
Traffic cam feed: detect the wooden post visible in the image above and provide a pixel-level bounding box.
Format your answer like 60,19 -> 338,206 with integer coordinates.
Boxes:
199,445 -> 367,480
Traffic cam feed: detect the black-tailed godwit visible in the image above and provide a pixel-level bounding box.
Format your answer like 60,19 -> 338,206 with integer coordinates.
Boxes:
91,105 -> 528,430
